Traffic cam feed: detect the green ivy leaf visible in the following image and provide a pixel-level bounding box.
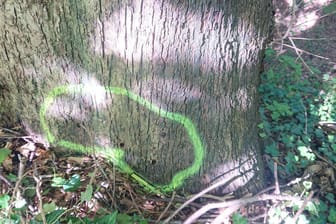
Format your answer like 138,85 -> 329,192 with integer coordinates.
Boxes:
51,174 -> 81,192
81,184 -> 93,203
297,146 -> 316,161
232,213 -> 248,224
303,181 -> 312,190
265,143 -> 279,157
328,207 -> 336,223
325,193 -> 336,204
285,152 -> 297,174
305,201 -> 318,216
63,174 -> 81,192
257,122 -> 264,129
0,148 -> 11,165
94,211 -> 118,224
259,132 -> 267,138
7,173 -> 17,182
51,176 -> 67,187
0,194 -> 10,209
46,209 -> 65,224
43,202 -> 57,214
323,2 -> 336,14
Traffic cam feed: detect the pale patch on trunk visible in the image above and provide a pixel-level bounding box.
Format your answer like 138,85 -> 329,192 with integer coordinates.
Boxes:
24,58 -> 112,120
131,77 -> 203,109
205,152 -> 257,194
91,0 -> 259,73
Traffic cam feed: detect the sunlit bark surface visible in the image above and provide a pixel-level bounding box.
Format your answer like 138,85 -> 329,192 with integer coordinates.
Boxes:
0,0 -> 273,194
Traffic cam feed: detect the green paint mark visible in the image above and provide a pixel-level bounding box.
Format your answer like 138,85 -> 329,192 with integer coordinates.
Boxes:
40,84 -> 204,194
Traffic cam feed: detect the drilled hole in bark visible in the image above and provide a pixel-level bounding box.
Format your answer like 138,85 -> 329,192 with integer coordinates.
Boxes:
119,142 -> 125,148
159,132 -> 166,137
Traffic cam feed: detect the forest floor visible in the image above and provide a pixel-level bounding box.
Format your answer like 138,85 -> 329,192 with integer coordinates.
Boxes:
0,1 -> 336,224
273,0 -> 336,75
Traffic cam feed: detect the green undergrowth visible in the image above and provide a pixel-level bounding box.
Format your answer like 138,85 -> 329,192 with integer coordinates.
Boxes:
259,48 -> 336,223
0,171 -> 149,224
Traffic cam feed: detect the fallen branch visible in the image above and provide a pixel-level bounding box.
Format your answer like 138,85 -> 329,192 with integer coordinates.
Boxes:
156,191 -> 176,222
292,191 -> 314,223
184,194 -> 306,224
163,175 -> 241,224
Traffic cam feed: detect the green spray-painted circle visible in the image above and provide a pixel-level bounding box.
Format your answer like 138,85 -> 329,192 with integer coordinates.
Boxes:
39,84 -> 204,194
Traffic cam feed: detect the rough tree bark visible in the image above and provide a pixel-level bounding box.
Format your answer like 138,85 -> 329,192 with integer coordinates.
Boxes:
0,0 -> 273,194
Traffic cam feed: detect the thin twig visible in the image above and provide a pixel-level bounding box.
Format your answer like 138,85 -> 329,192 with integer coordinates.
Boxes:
211,204 -> 240,224
196,193 -> 234,202
89,163 -> 98,186
294,11 -> 336,28
183,194 -> 305,224
0,128 -> 23,136
313,151 -> 336,171
163,175 -> 240,224
292,191 -> 314,223
93,157 -> 116,205
281,0 -> 297,41
127,183 -> 143,215
273,41 -> 334,61
248,213 -> 268,223
303,102 -> 308,135
257,174 -> 308,196
8,155 -> 25,216
277,0 -> 297,54
0,171 -> 12,186
33,163 -> 47,224
289,37 -> 336,41
274,162 -> 280,194
156,191 -> 176,223
288,37 -> 314,73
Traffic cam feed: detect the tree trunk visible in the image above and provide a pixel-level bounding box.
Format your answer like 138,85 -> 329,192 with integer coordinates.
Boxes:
0,0 -> 273,194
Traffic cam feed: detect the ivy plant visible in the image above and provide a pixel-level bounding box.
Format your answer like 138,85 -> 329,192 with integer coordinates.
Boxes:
259,48 -> 336,178
259,48 -> 336,223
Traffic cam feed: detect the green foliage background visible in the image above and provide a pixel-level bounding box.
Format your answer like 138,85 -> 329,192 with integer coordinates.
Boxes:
258,48 -> 336,223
